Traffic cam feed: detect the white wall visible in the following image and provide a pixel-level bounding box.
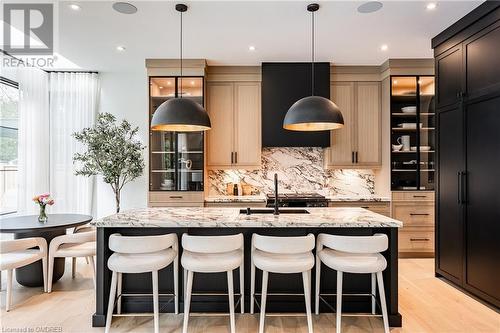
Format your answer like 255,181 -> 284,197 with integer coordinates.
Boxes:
95,70 -> 149,218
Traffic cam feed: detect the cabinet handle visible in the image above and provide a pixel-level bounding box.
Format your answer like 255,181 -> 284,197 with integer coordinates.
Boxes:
410,213 -> 429,216
231,152 -> 234,164
355,151 -> 358,163
460,171 -> 467,204
410,238 -> 430,242
235,151 -> 237,164
413,195 -> 427,198
352,152 -> 355,163
169,195 -> 183,199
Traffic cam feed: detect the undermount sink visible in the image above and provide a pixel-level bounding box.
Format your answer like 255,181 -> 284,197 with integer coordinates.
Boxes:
240,208 -> 310,215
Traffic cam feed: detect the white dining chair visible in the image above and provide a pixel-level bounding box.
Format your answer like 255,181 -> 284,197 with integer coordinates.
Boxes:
181,233 -> 244,333
71,224 -> 96,277
105,233 -> 178,333
0,237 -> 48,311
315,233 -> 390,333
47,230 -> 96,292
250,233 -> 315,333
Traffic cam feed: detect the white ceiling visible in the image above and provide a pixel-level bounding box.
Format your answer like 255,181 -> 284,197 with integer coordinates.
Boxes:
54,1 -> 482,72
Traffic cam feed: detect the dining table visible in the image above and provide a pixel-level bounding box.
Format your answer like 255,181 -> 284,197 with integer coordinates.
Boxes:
0,214 -> 93,287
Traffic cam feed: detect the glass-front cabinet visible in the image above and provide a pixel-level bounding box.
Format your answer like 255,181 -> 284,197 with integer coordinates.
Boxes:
390,75 -> 435,190
149,76 -> 204,191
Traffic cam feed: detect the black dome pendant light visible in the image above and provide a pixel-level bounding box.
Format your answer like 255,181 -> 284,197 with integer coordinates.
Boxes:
283,3 -> 344,131
151,4 -> 211,132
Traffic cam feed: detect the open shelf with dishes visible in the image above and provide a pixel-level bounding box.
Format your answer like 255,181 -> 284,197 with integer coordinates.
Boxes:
149,76 -> 205,191
390,75 -> 435,191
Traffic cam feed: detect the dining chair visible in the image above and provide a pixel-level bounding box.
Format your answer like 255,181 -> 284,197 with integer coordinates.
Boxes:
47,230 -> 96,292
0,237 -> 48,311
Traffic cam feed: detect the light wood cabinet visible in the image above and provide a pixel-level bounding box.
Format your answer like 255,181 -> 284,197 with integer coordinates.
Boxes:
206,81 -> 261,169
325,81 -> 381,168
148,192 -> 204,207
392,191 -> 435,257
328,201 -> 390,217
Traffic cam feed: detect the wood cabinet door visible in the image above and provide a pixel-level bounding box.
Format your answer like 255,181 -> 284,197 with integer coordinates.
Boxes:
356,82 -> 381,166
464,21 -> 500,100
436,105 -> 464,284
436,46 -> 463,109
206,82 -> 234,167
234,82 -> 261,167
465,95 -> 500,306
328,82 -> 355,167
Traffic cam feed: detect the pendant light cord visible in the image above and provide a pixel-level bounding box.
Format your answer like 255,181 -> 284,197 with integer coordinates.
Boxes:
311,9 -> 315,96
180,9 -> 183,98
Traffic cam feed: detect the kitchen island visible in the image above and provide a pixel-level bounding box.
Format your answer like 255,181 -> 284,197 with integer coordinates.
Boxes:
91,207 -> 403,327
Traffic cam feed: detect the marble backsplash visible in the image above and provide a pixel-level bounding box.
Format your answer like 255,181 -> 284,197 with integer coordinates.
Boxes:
207,148 -> 375,197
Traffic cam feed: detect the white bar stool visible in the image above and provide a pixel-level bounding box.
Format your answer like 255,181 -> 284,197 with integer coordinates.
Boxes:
105,233 -> 179,333
181,233 -> 244,333
0,237 -> 48,311
315,233 -> 390,333
250,234 -> 315,333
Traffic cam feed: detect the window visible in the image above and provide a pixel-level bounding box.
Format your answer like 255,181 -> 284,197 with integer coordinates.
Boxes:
0,78 -> 19,215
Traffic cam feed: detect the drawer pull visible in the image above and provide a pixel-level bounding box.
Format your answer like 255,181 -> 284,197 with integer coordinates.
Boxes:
413,195 -> 427,198
169,196 -> 183,199
361,206 -> 370,209
410,213 -> 430,216
410,238 -> 430,242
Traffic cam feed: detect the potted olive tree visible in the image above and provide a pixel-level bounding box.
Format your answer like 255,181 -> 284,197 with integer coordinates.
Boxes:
73,113 -> 145,213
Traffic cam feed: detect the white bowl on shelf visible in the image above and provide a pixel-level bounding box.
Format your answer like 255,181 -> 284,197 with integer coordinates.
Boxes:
410,146 -> 431,151
401,106 -> 417,113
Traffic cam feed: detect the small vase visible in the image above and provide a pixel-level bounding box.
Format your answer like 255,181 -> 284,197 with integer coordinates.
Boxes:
38,205 -> 48,223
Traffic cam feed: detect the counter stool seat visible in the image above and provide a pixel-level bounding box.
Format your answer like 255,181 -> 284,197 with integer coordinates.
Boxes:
253,249 -> 314,274
181,234 -> 244,333
181,249 -> 242,273
105,233 -> 178,333
315,233 -> 390,333
251,234 -> 315,333
318,249 -> 387,274
108,249 -> 176,273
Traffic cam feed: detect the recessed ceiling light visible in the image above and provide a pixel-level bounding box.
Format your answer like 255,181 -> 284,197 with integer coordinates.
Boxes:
248,45 -> 256,51
116,45 -> 126,52
426,2 -> 437,10
69,4 -> 81,11
190,81 -> 195,85
357,1 -> 383,14
167,81 -> 172,85
380,44 -> 388,51
112,2 -> 138,14
393,80 -> 398,85
159,86 -> 163,89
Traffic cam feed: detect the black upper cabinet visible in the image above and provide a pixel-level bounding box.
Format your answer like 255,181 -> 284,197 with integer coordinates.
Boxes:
435,46 -> 463,109
464,20 -> 500,100
433,2 -> 500,308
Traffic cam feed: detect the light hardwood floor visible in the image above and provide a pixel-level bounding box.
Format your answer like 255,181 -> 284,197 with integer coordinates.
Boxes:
1,259 -> 499,332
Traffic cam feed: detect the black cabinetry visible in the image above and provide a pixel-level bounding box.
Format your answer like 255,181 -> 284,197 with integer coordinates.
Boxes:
433,2 -> 500,308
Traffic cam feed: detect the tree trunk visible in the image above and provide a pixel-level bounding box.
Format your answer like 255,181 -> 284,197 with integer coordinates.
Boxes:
115,188 -> 121,213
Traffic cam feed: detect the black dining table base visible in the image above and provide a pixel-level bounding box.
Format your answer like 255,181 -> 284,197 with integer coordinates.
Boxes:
14,229 -> 66,287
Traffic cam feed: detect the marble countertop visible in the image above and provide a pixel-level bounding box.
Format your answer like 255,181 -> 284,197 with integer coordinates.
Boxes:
92,207 -> 402,228
205,194 -> 390,203
326,195 -> 391,202
205,195 -> 267,203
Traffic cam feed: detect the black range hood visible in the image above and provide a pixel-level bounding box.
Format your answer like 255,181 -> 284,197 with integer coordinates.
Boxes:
261,62 -> 330,147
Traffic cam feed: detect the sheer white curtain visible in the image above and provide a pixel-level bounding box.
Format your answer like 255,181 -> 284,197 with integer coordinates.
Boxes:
17,68 -> 50,214
49,72 -> 99,215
